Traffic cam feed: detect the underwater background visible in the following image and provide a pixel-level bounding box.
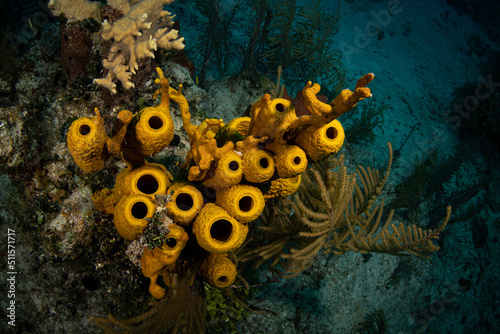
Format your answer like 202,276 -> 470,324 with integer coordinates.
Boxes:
0,0 -> 499,333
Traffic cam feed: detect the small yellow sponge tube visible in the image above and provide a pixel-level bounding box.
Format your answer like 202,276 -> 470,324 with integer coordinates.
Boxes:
242,147 -> 275,183
67,109 -> 110,173
216,185 -> 265,223
114,163 -> 170,202
203,151 -> 243,191
193,203 -> 248,253
133,106 -> 174,157
113,194 -> 156,240
200,253 -> 237,288
295,119 -> 345,162
166,183 -> 204,225
274,145 -> 308,178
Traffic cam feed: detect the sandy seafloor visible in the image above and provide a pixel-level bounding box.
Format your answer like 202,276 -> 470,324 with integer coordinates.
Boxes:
0,0 -> 499,333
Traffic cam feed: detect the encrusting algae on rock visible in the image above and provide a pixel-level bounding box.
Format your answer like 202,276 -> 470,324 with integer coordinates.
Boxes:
67,66 -> 374,298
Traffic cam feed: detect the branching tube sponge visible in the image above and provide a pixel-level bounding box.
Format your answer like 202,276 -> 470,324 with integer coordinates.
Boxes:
113,194 -> 156,240
216,185 -> 265,223
193,203 -> 248,253
166,183 -> 204,225
141,224 -> 189,299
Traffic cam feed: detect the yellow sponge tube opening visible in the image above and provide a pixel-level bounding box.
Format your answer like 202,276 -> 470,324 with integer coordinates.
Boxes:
274,145 -> 308,178
242,148 -> 275,183
114,163 -> 170,202
201,253 -> 237,288
166,183 -> 204,225
67,113 -> 109,173
193,203 -> 248,253
295,119 -> 345,162
134,106 -> 174,157
113,194 -> 155,240
216,185 -> 265,223
203,151 -> 243,190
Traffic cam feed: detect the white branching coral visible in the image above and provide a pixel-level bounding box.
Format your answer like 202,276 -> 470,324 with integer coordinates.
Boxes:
94,0 -> 185,94
47,0 -> 185,94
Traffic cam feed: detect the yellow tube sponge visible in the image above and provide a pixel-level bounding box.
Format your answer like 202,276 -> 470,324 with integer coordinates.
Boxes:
248,96 -> 297,140
294,119 -> 345,162
264,174 -> 302,199
200,253 -> 237,288
113,194 -> 156,240
121,68 -> 175,166
141,224 -> 189,299
274,75 -> 374,143
171,75 -> 236,182
133,106 -> 175,156
216,185 -> 265,223
193,203 -> 248,253
274,145 -> 308,178
67,108 -> 111,173
203,151 -> 243,191
114,163 -> 171,202
166,183 -> 204,225
241,147 -> 275,183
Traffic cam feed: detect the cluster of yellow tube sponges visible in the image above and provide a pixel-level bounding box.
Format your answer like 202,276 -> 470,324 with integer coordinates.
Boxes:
67,67 -> 373,298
